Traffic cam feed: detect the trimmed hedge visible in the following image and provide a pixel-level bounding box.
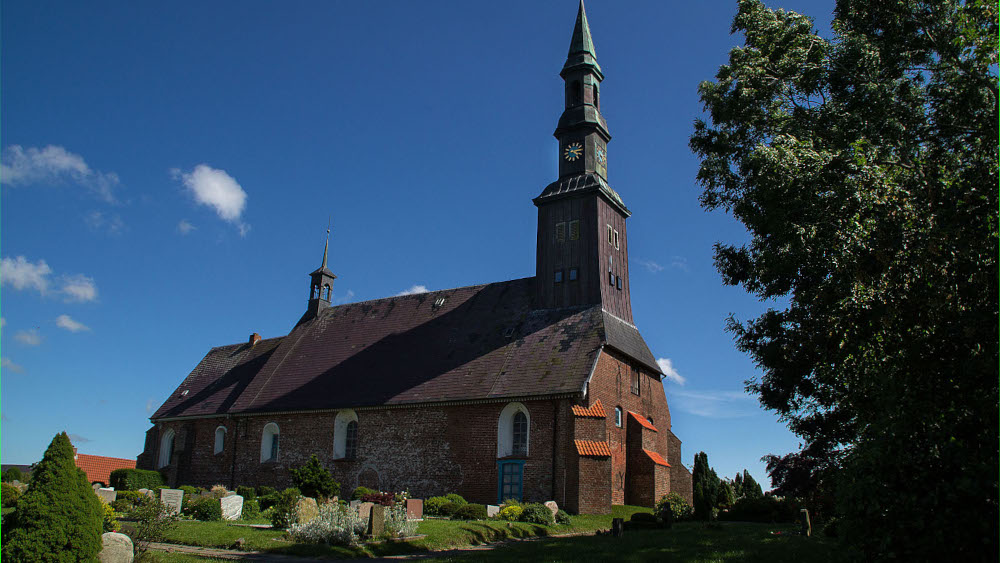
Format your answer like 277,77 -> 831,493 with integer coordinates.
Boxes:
186,497 -> 222,521
109,468 -> 164,491
438,502 -> 462,517
451,503 -> 488,521
518,503 -> 554,525
424,496 -> 449,515
444,493 -> 467,506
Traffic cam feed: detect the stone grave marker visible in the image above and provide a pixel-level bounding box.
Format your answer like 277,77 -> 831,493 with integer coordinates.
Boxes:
486,505 -> 500,518
349,500 -> 361,512
367,504 -> 386,538
221,494 -> 244,521
294,497 -> 319,524
544,500 -> 559,520
99,531 -> 134,563
137,488 -> 154,499
358,501 -> 375,522
799,508 -> 812,537
96,487 -> 117,504
611,517 -> 624,537
160,489 -> 184,515
405,498 -> 423,520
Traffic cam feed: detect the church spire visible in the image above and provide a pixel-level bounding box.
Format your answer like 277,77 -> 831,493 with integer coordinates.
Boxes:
306,224 -> 337,318
564,0 -> 601,77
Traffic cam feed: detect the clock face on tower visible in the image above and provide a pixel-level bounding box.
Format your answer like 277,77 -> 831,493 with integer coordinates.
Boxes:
596,147 -> 606,165
563,142 -> 583,161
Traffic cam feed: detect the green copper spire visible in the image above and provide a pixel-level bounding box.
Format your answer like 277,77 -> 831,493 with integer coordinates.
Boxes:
563,0 -> 602,77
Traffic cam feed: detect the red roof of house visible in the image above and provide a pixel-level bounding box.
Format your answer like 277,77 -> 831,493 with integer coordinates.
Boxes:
643,449 -> 670,467
75,454 -> 135,485
575,439 -> 612,457
628,411 -> 657,432
571,399 -> 607,418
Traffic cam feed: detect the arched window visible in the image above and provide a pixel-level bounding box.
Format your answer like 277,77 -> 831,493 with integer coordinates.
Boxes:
345,421 -> 358,460
614,406 -> 623,428
497,402 -> 530,458
323,284 -> 331,300
593,84 -> 600,109
260,422 -> 279,463
214,426 -> 226,455
158,428 -> 175,469
333,410 -> 359,459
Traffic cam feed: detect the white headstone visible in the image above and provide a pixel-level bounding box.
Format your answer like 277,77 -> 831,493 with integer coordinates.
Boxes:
221,494 -> 244,521
544,501 -> 559,520
98,531 -> 134,563
160,488 -> 184,515
137,488 -> 154,499
97,487 -> 117,504
487,504 -> 500,518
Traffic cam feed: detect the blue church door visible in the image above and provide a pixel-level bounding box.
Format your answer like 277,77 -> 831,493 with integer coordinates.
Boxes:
498,461 -> 525,503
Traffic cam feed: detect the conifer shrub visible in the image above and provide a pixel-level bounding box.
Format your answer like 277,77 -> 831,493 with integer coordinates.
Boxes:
258,486 -> 276,497
350,486 -> 377,500
2,483 -> 21,508
186,497 -> 222,521
236,486 -> 256,500
518,503 -> 554,525
289,455 -> 340,500
1,432 -> 104,561
269,487 -> 302,529
109,468 -> 164,491
240,498 -> 262,520
451,503 -> 488,521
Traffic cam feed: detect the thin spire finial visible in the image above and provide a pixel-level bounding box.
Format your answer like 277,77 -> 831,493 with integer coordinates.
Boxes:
321,218 -> 331,269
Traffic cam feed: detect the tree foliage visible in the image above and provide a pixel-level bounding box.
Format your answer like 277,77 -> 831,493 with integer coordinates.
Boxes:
289,454 -> 340,500
692,0 -> 997,558
2,467 -> 24,483
691,451 -> 720,520
1,432 -> 105,561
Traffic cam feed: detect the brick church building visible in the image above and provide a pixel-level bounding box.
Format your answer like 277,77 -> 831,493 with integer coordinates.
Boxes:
139,2 -> 693,513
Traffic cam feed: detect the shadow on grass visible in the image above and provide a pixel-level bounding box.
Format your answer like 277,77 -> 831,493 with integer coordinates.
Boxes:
456,522 -> 551,545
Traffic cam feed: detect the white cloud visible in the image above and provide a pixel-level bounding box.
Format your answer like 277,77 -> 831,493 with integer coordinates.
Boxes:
2,358 -> 24,374
1,145 -> 119,203
395,285 -> 429,296
334,289 -> 355,304
1,256 -> 52,293
656,357 -> 686,385
61,274 -> 98,303
174,164 -> 249,234
145,398 -> 155,414
638,259 -> 664,273
85,211 -> 126,235
670,256 -> 690,272
68,433 -> 92,444
667,389 -> 755,418
177,220 -> 196,235
56,314 -> 90,333
14,329 -> 41,347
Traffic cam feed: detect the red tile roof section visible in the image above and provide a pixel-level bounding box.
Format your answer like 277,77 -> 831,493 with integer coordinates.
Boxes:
571,399 -> 607,418
75,454 -> 136,485
575,440 -> 612,457
628,411 -> 658,431
643,449 -> 671,467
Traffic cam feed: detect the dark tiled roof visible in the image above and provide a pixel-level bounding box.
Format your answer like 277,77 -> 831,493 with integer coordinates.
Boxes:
603,312 -> 661,374
153,277 -> 660,419
572,399 -> 607,418
575,440 -> 612,457
533,173 -> 628,216
75,454 -> 136,485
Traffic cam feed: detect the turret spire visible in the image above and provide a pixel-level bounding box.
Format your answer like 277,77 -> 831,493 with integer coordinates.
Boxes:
321,220 -> 330,270
563,0 -> 602,78
305,222 -> 337,319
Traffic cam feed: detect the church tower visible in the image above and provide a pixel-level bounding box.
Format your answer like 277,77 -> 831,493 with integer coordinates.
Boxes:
305,228 -> 336,318
534,0 -> 633,322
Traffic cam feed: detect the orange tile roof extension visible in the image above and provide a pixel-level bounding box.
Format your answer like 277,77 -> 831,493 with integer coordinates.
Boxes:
75,454 -> 136,485
575,440 -> 612,457
644,449 -> 671,467
628,411 -> 657,431
571,399 -> 607,418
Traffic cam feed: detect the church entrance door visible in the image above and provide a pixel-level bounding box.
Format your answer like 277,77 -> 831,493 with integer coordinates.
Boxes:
498,460 -> 525,503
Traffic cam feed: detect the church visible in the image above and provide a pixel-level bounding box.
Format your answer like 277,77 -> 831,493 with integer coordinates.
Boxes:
138,2 -> 693,514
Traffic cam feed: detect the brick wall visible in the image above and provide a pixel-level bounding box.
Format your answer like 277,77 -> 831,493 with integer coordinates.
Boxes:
142,398 -> 575,508
667,430 -> 693,505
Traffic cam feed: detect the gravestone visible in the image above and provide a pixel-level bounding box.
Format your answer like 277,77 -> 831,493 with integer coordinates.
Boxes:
349,500 -> 361,512
96,487 -> 117,504
486,505 -> 500,518
405,498 -> 423,520
358,501 -> 375,522
799,509 -> 812,537
611,517 -> 624,537
160,489 -> 184,515
544,500 -> 559,520
221,494 -> 244,521
367,504 -> 386,538
137,488 -> 154,499
98,532 -> 134,563
294,497 -> 319,524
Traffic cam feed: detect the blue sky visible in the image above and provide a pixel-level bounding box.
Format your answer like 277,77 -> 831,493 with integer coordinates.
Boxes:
1,0 -> 834,487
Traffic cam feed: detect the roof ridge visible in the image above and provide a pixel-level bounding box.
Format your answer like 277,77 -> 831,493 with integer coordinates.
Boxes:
318,276 -> 536,312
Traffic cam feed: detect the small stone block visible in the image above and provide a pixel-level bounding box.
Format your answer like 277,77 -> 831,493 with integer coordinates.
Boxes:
487,505 -> 500,517
544,500 -> 559,519
96,487 -> 117,504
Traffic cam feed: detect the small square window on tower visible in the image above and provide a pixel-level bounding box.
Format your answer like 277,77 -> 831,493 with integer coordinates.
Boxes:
569,220 -> 580,241
616,276 -> 622,290
554,270 -> 564,283
613,229 -> 619,249
569,268 -> 578,281
555,222 -> 566,243
607,224 -> 613,244
609,271 -> 615,285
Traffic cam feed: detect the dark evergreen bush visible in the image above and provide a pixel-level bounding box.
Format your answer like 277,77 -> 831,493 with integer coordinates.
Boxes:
258,486 -> 276,497
1,432 -> 104,561
268,488 -> 302,529
444,493 -> 467,506
351,486 -> 377,500
186,497 -> 222,521
423,496 -> 449,515
2,483 -> 21,508
438,501 -> 461,517
518,503 -> 554,525
555,509 -> 571,525
109,468 -> 164,491
289,454 -> 340,499
451,503 -> 488,520
236,486 -> 256,500
240,498 -> 261,520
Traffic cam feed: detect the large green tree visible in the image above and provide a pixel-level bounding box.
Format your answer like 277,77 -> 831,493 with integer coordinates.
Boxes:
691,0 -> 997,559
691,451 -> 720,520
2,432 -> 104,561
